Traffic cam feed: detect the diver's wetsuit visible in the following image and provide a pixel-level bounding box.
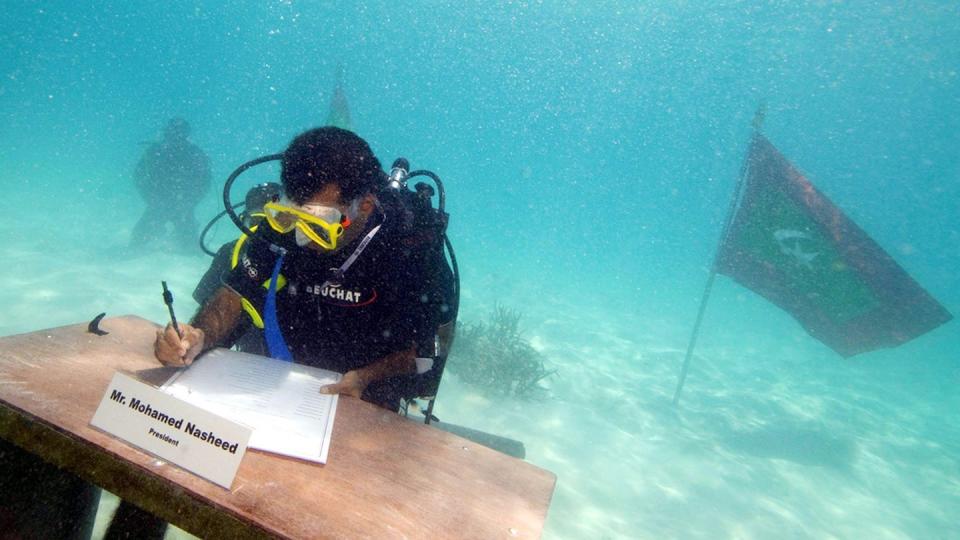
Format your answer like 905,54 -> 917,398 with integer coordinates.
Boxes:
225,190 -> 441,410
131,139 -> 211,247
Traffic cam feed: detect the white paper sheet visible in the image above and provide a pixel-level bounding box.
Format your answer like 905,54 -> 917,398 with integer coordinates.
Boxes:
161,348 -> 340,463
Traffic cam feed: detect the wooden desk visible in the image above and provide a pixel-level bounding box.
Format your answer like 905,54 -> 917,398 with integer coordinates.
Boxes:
0,316 -> 555,539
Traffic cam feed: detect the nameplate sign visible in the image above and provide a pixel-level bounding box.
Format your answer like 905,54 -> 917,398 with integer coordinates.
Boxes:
90,372 -> 252,489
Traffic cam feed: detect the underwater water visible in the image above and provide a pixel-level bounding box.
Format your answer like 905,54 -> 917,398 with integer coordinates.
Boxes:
2,2 -> 958,539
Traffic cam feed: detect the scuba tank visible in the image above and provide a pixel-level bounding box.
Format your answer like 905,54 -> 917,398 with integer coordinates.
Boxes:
384,158 -> 460,423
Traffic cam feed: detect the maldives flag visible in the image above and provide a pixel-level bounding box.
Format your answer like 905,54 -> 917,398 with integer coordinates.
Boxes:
715,134 -> 952,357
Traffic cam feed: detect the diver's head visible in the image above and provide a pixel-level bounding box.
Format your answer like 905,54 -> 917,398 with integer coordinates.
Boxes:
281,127 -> 381,205
270,127 -> 383,252
164,117 -> 191,141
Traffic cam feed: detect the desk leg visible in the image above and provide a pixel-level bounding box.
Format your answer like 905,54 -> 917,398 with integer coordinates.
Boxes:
104,500 -> 168,540
0,438 -> 100,539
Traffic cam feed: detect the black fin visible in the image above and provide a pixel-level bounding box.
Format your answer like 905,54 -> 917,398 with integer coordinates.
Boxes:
88,312 -> 109,336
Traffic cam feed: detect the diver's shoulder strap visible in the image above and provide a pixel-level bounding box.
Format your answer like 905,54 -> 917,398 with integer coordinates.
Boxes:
263,254 -> 293,361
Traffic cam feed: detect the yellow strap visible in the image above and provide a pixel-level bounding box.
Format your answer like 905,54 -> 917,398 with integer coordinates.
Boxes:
239,276 -> 286,330
230,224 -> 258,269
241,297 -> 265,329
230,224 -> 286,328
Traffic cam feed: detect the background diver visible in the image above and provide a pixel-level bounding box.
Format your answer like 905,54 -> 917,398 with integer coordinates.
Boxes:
130,117 -> 211,251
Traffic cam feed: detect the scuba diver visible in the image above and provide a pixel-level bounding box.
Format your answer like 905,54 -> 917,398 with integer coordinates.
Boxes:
130,117 -> 211,251
159,126 -> 458,415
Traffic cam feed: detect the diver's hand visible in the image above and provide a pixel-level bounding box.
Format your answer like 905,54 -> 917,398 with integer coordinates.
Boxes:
154,323 -> 204,367
320,370 -> 368,398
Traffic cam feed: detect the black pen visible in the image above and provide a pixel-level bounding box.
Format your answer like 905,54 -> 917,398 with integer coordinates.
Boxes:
161,281 -> 182,338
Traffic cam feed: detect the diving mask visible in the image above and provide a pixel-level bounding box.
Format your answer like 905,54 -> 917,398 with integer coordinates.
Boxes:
263,197 -> 356,250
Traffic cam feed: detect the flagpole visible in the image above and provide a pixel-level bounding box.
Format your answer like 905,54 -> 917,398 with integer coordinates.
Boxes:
671,104 -> 765,406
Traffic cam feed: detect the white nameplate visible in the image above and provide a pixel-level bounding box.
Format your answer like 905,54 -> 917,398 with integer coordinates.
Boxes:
90,372 -> 252,489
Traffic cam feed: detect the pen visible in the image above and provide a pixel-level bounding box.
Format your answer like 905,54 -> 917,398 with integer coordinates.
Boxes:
161,281 -> 182,338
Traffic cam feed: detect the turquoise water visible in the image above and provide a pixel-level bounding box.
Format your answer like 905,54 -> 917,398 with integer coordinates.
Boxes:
2,2 -> 958,538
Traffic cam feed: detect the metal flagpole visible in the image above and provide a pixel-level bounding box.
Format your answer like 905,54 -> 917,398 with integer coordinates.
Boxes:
671,104 -> 765,406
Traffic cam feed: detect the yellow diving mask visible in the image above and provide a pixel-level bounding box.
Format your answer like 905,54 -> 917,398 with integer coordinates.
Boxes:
263,199 -> 353,250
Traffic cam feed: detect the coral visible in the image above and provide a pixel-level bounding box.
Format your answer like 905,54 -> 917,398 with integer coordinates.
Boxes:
447,304 -> 555,399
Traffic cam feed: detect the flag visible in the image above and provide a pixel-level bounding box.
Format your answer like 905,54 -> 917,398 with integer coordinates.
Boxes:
715,134 -> 952,357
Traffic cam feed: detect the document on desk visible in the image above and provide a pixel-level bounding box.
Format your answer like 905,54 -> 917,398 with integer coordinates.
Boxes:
161,348 -> 340,464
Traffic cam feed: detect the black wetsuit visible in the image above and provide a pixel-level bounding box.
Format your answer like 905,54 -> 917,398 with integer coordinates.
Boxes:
225,191 -> 440,410
131,138 -> 210,247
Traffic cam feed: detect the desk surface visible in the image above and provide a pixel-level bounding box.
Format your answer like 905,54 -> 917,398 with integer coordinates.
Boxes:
0,316 -> 555,539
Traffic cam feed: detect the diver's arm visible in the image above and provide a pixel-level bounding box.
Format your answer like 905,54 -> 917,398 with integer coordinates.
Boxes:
133,155 -> 149,193
154,287 -> 242,366
190,287 -> 243,350
133,144 -> 159,195
194,147 -> 213,198
321,344 -> 417,398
